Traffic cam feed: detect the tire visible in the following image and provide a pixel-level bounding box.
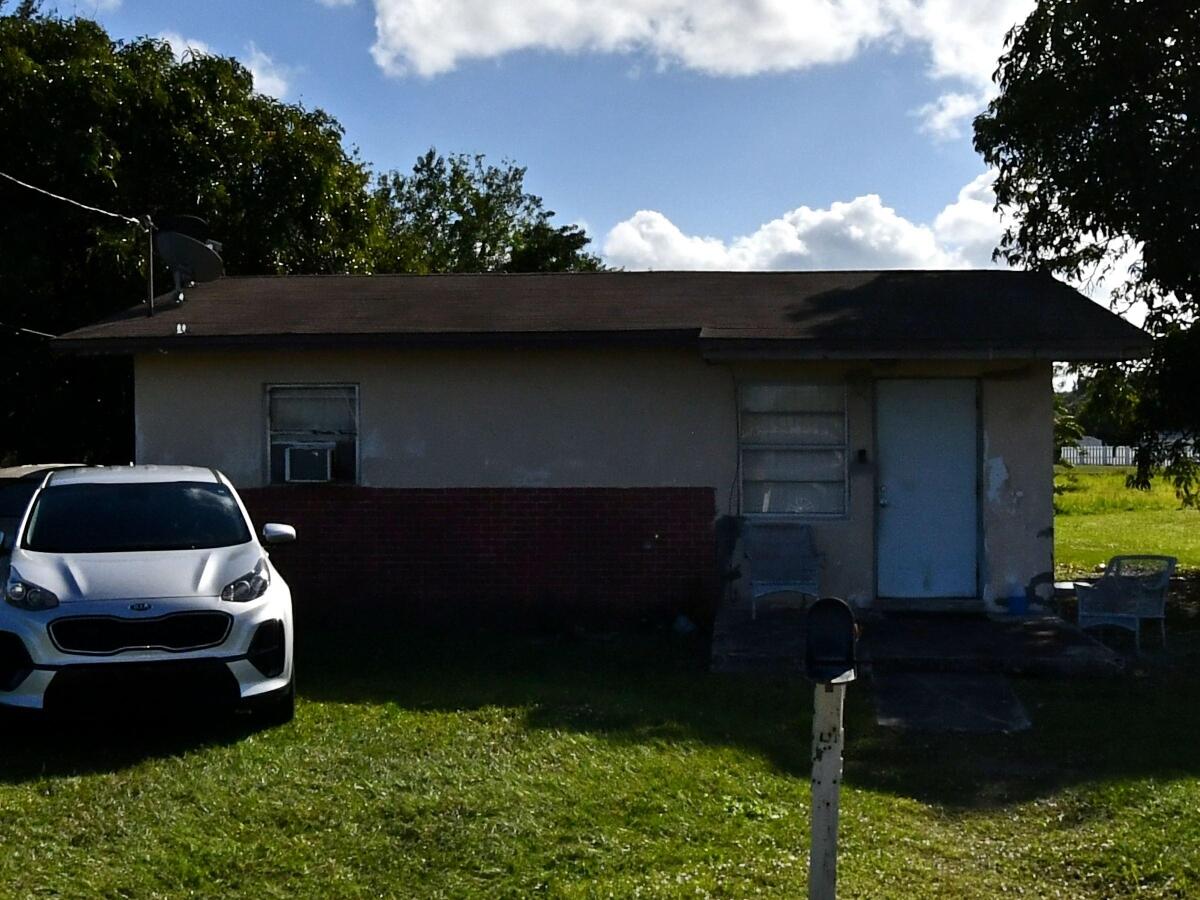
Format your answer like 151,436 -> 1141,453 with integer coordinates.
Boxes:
257,677 -> 295,726
249,672 -> 294,729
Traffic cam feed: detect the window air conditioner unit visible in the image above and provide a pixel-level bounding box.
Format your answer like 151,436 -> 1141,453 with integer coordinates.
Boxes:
284,442 -> 335,483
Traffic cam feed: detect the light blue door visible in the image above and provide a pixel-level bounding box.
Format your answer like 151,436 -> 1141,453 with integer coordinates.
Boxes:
876,379 -> 978,598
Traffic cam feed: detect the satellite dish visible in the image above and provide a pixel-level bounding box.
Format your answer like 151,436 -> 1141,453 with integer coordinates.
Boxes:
156,230 -> 224,286
155,214 -> 210,242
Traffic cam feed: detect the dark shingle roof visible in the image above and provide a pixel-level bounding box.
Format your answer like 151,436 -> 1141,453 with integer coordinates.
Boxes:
56,270 -> 1151,360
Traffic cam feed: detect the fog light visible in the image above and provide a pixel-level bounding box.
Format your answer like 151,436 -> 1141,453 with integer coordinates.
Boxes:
247,620 -> 286,678
0,631 -> 33,692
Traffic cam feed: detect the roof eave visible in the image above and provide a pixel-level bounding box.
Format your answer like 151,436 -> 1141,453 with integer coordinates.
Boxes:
55,331 -> 1154,363
53,329 -> 702,356
697,339 -> 1153,362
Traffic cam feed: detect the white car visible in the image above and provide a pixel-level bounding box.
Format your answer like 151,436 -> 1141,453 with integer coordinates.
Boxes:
0,465 -> 296,721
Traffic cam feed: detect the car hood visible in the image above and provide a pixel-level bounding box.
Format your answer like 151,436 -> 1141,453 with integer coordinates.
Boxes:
8,542 -> 264,602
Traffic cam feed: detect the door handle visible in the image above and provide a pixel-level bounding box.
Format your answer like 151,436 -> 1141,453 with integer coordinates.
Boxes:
879,484 -> 889,508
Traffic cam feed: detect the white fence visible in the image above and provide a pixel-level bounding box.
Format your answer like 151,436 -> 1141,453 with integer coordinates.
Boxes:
1059,444 -> 1138,466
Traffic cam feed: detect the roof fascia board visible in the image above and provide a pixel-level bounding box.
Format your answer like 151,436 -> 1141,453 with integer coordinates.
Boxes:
54,328 -> 701,356
698,340 -> 1152,362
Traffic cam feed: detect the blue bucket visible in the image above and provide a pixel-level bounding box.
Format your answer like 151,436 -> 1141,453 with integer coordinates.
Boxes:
1007,592 -> 1029,615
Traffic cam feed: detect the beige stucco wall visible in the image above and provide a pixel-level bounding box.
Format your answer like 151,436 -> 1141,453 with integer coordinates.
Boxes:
979,363 -> 1056,607
134,347 -> 739,500
134,349 -> 1053,608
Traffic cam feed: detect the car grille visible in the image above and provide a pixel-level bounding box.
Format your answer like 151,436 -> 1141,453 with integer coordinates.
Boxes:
49,612 -> 233,655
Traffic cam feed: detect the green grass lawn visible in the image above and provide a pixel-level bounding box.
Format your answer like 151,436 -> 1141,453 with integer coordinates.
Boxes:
1056,466 -> 1200,575
2,632 -> 1199,898
2,468 -> 1198,897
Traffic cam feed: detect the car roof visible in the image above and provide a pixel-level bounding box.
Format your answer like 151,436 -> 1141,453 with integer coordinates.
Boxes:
45,465 -> 221,486
0,464 -> 87,481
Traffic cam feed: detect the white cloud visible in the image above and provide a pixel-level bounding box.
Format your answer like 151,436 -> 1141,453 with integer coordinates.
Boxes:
366,0 -> 1033,139
244,43 -> 295,99
602,171 -> 1006,271
604,212 -> 742,270
92,0 -> 123,10
898,0 -> 1033,88
156,31 -> 213,63
902,0 -> 1036,137
367,0 -> 1030,83
931,171 -> 1005,267
915,90 -> 987,141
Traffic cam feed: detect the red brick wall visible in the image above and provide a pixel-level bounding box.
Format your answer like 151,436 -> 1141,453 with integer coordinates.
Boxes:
240,487 -> 718,630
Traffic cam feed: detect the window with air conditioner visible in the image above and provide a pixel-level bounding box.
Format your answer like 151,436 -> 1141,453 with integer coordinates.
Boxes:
739,383 -> 847,516
267,385 -> 358,485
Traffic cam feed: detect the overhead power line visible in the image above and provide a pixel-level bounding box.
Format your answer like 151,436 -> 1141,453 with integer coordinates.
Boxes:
0,169 -> 145,230
0,322 -> 54,339
0,168 -> 158,319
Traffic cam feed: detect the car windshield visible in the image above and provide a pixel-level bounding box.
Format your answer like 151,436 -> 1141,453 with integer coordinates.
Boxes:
23,482 -> 252,553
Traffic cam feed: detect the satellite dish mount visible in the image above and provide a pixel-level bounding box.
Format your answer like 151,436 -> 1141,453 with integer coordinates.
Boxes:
151,215 -> 224,314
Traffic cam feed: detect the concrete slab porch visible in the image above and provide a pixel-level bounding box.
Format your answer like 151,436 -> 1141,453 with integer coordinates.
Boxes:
872,672 -> 1033,734
860,613 -> 1126,676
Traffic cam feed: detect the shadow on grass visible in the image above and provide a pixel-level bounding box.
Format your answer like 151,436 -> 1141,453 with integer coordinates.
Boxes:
0,708 -> 272,784
298,626 -> 1200,811
299,627 -> 814,775
1,625 -> 1198,809
850,669 -> 1200,810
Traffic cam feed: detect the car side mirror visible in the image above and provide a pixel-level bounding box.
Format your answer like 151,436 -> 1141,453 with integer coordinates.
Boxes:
261,523 -> 297,545
805,596 -> 857,685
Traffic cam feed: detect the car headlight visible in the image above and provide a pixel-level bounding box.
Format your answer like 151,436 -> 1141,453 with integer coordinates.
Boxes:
6,571 -> 59,611
220,558 -> 270,603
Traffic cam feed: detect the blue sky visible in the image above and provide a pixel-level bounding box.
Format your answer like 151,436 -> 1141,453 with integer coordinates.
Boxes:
85,0 -> 1036,271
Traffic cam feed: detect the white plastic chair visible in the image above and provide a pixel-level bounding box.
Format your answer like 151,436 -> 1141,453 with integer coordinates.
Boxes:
1076,555 -> 1176,652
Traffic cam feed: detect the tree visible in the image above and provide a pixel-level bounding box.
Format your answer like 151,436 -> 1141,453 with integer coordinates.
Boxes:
1053,396 -> 1084,462
0,11 -> 382,463
372,150 -> 601,274
1070,367 -> 1142,447
0,12 -> 602,465
974,0 -> 1200,503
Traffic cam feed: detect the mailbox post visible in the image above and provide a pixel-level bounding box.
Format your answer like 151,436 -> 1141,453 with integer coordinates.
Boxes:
804,597 -> 857,900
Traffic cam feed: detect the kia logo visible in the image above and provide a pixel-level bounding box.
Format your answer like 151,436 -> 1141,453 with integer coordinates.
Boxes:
129,602 -> 152,612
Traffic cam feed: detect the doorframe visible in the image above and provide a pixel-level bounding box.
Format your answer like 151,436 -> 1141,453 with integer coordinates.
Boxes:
871,376 -> 984,604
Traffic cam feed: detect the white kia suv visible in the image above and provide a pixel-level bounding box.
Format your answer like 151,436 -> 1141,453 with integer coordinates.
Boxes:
0,465 -> 296,721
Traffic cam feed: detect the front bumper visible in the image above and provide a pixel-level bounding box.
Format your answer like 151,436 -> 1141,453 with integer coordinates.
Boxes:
0,591 -> 292,711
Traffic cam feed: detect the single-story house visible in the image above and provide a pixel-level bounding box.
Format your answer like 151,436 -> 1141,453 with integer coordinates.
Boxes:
58,270 -> 1151,626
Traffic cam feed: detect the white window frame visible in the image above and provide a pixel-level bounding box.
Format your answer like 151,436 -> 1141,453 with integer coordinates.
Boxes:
737,381 -> 849,519
265,383 -> 361,485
